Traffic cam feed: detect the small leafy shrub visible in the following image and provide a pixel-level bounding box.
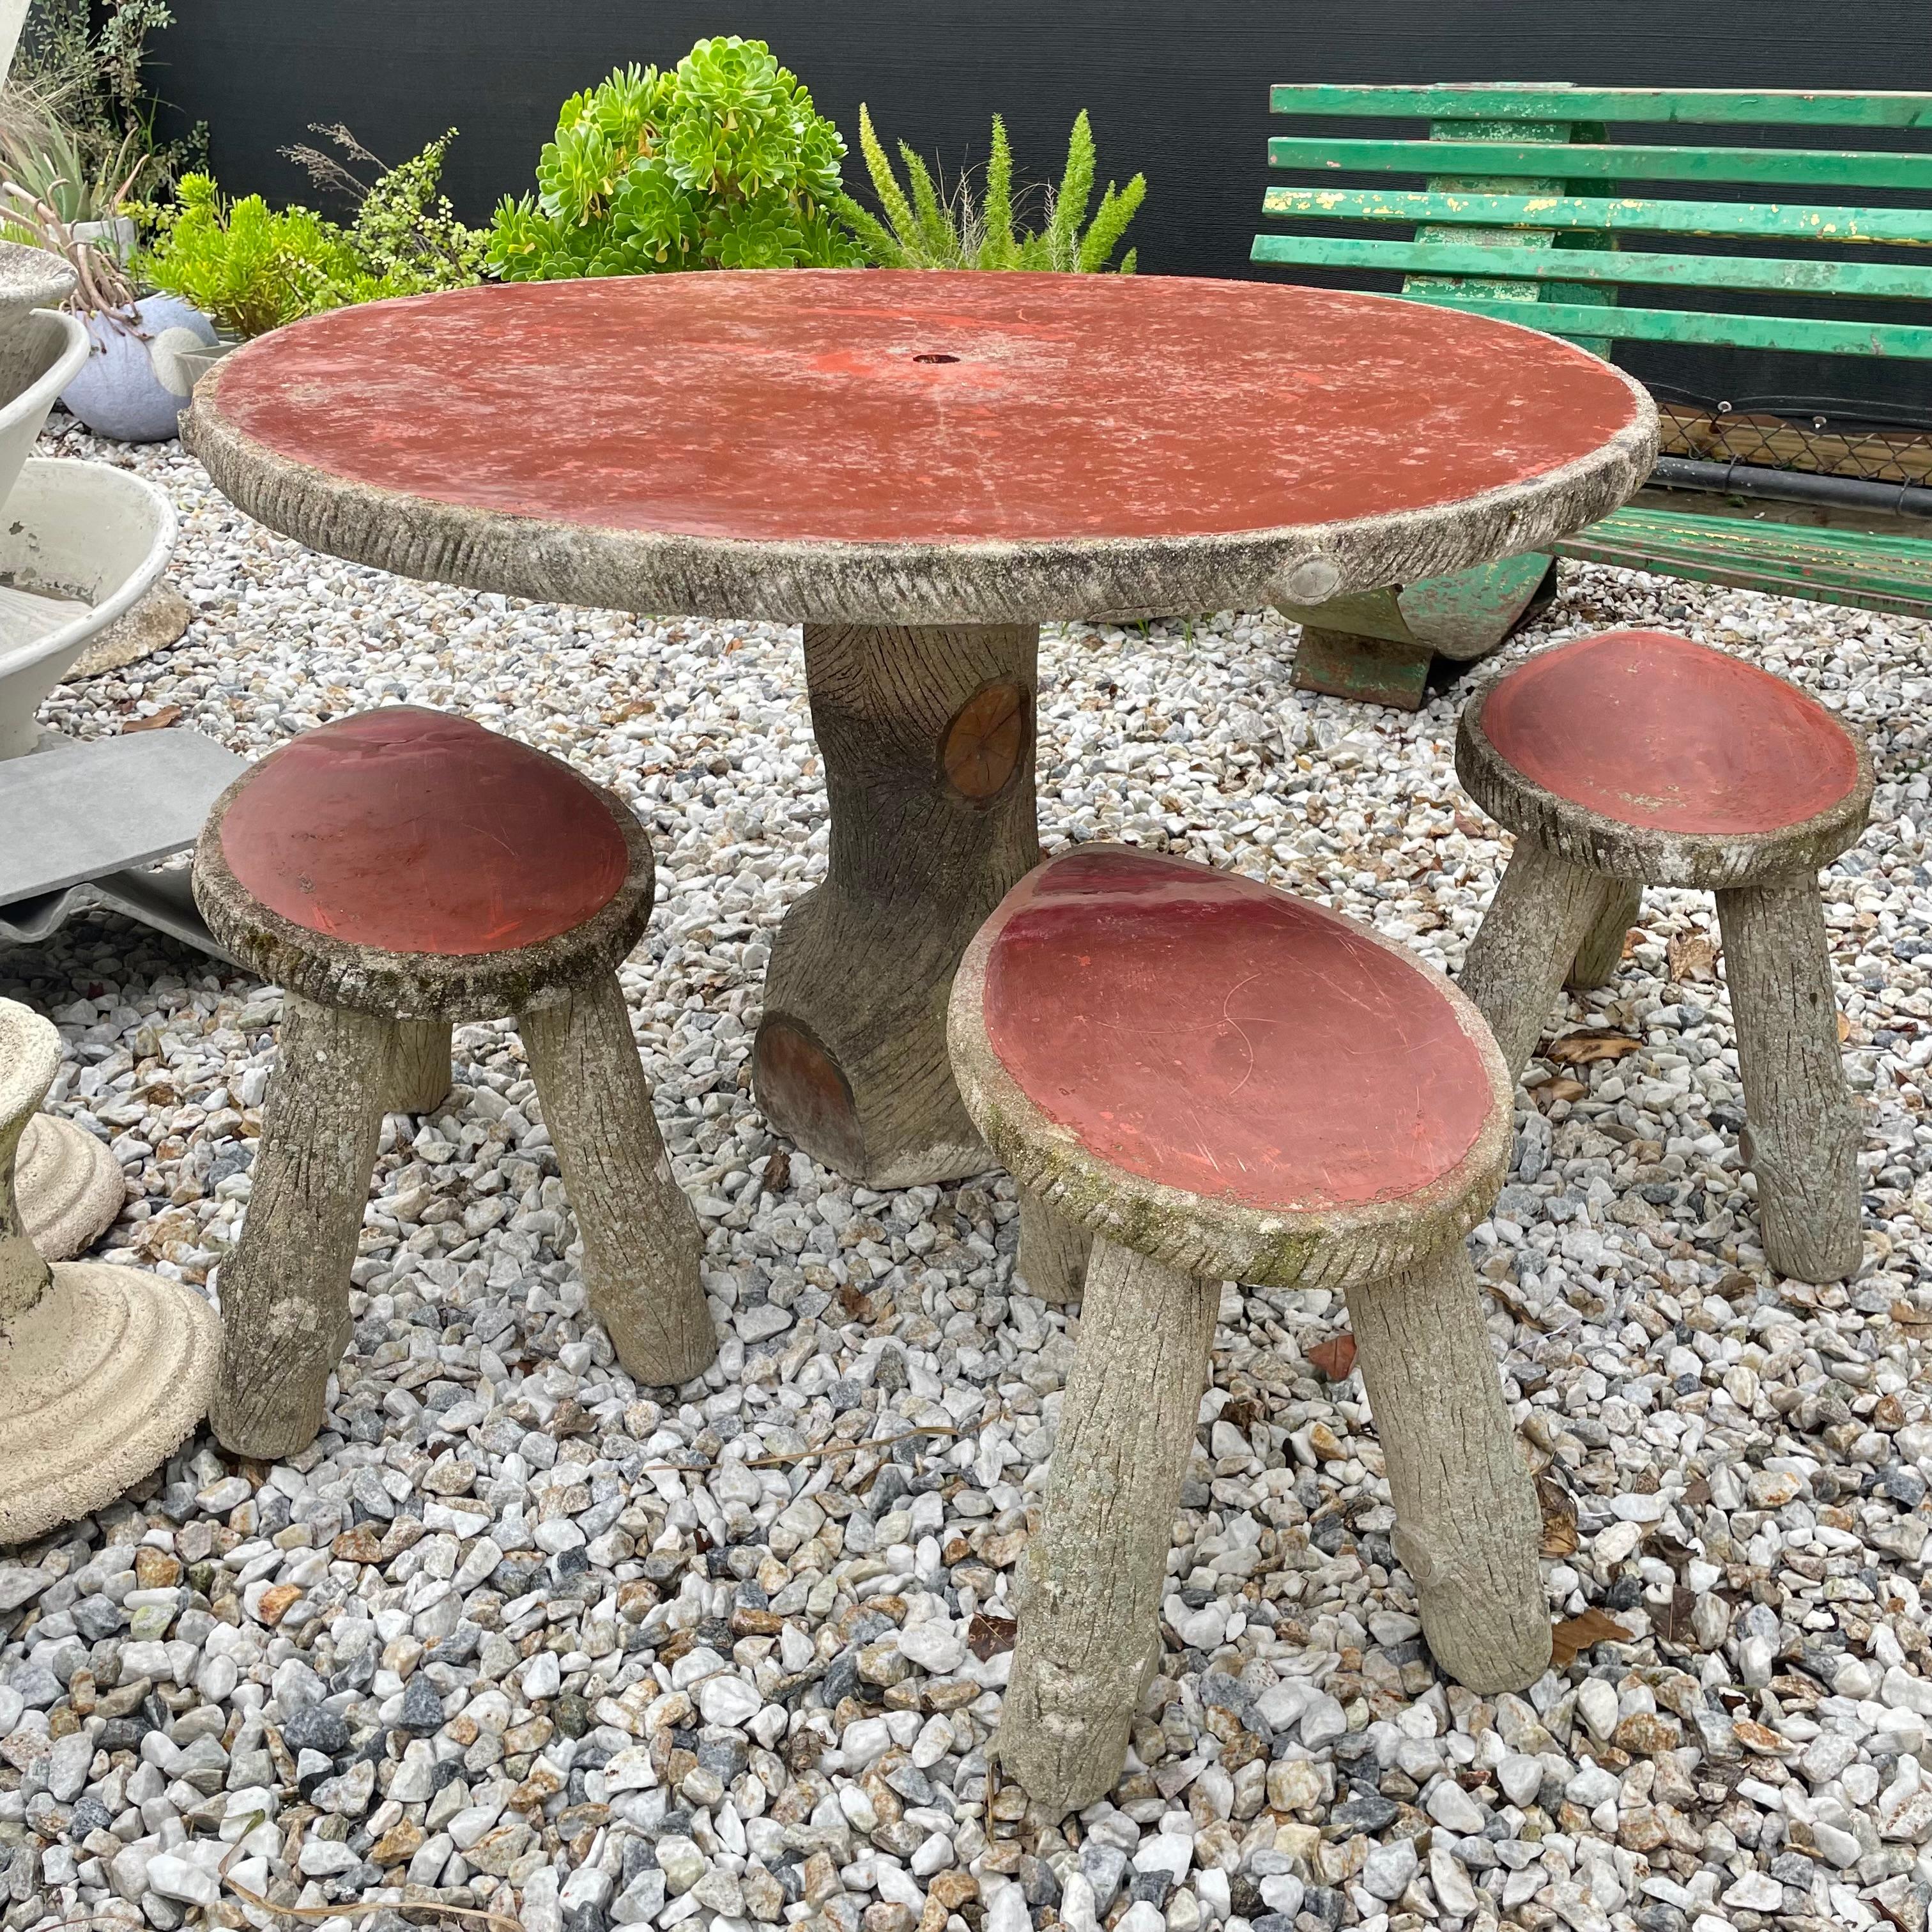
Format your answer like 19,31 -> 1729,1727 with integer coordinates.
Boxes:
139,174 -> 378,336
12,0 -> 205,199
487,38 -> 861,278
141,136 -> 484,337
840,107 -> 1144,272
283,125 -> 486,291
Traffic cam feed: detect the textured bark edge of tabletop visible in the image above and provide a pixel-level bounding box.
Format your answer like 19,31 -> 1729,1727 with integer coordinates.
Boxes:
183,367 -> 1657,628
946,847 -> 1516,1290
1456,672 -> 1875,893
191,769 -> 661,1023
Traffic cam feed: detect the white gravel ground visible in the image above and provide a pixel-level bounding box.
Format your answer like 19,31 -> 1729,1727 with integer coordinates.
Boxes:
4,418 -> 1932,1932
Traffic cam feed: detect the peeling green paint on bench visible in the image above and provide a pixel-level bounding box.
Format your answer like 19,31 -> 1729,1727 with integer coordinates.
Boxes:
1253,81 -> 1932,703
1268,85 -> 1932,130
1266,135 -> 1932,193
1554,510 -> 1932,620
1249,235 -> 1932,303
1261,186 -> 1932,247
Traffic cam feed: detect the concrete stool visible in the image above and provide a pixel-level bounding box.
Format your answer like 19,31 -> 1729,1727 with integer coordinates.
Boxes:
1457,629 -> 1873,1284
1,998 -> 218,1543
194,707 -> 716,1459
949,845 -> 1545,1816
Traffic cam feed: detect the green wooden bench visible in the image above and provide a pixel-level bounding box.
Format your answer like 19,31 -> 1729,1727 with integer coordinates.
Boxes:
1252,84 -> 1932,707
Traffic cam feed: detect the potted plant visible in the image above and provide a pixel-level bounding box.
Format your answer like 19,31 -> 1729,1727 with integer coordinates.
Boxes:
0,185 -> 215,442
0,79 -> 217,440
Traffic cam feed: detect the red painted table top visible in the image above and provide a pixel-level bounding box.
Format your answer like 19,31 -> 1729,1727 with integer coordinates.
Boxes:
202,271 -> 1643,550
980,847 -> 1494,1213
220,709 -> 631,956
1482,629 -> 1861,836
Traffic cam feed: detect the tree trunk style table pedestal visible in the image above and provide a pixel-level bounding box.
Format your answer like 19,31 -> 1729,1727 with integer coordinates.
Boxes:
187,270 -> 1654,1187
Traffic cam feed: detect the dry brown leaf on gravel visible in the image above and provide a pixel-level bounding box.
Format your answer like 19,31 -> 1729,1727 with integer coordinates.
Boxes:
1550,1607 -> 1634,1666
1535,1077 -> 1588,1111
1667,932 -> 1720,983
968,1613 -> 1017,1660
1307,1333 -> 1358,1381
1537,1476 -> 1579,1556
1545,1029 -> 1642,1066
1652,1587 -> 1699,1651
1481,1277 -> 1547,1331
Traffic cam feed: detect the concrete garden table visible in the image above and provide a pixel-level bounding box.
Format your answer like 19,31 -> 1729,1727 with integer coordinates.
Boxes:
186,271 -> 1654,1186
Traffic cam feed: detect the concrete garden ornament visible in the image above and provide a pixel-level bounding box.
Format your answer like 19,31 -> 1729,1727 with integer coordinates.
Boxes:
1456,627 -> 1873,1283
192,706 -> 716,1459
0,238 -> 241,956
59,293 -> 221,443
0,998 -> 220,1544
949,845 -> 1548,1816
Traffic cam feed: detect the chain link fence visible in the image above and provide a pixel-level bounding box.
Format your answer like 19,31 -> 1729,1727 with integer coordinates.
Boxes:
1652,385 -> 1932,489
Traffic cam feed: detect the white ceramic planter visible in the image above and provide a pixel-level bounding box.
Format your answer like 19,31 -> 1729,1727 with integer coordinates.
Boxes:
72,215 -> 138,266
0,458 -> 176,758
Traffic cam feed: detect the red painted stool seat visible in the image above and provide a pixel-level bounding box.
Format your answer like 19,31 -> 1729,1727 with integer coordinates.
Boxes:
1479,629 -> 1860,837
216,707 -> 631,956
977,846 -> 1497,1215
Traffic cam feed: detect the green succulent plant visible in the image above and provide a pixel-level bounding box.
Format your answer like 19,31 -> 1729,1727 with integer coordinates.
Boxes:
137,173 -> 381,336
487,38 -> 862,279
839,107 -> 1144,273
139,136 -> 485,339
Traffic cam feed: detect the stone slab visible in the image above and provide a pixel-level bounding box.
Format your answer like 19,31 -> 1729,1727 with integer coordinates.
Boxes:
0,729 -> 243,905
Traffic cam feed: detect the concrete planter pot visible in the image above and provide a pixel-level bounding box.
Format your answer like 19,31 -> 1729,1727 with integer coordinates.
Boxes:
149,327 -> 240,398
0,305 -> 87,504
72,215 -> 138,266
0,458 -> 176,757
59,294 -> 218,443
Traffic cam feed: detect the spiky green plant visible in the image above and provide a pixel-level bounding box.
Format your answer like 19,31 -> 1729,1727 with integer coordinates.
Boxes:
838,107 -> 1144,272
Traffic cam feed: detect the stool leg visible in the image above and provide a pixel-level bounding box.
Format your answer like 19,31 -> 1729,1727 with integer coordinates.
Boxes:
1459,838 -> 1625,1079
1567,883 -> 1642,992
211,993 -> 389,1459
1015,1190 -> 1091,1305
1715,875 -> 1864,1282
520,972 -> 717,1387
385,1018 -> 453,1116
995,1235 -> 1217,1816
1346,1239 -> 1551,1694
